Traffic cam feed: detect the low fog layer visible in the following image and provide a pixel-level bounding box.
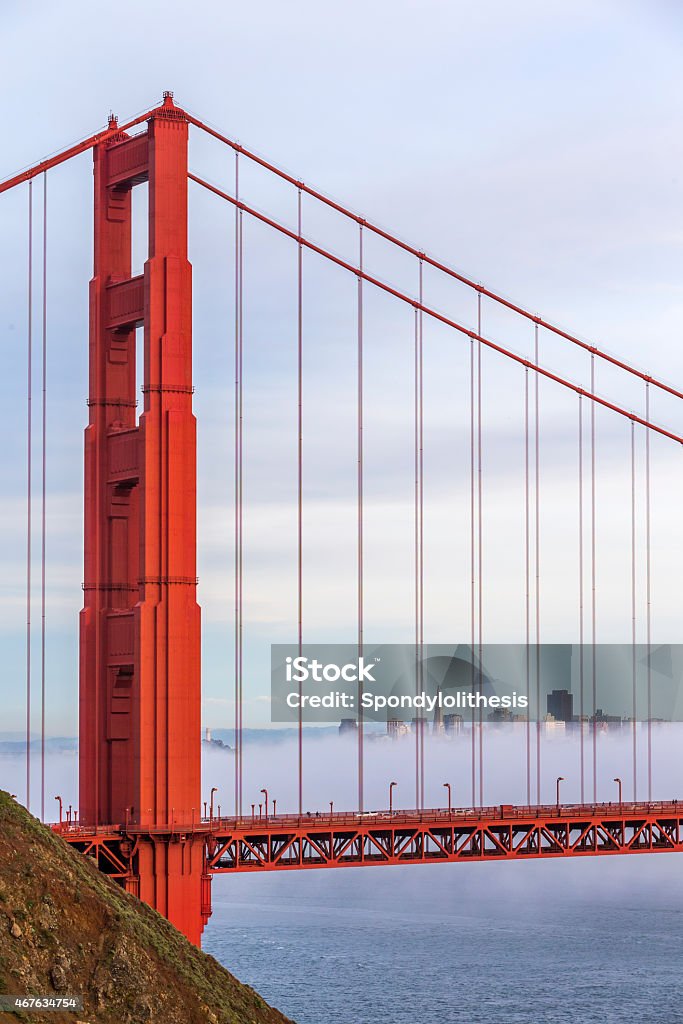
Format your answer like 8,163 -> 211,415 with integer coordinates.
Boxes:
3,727 -> 681,820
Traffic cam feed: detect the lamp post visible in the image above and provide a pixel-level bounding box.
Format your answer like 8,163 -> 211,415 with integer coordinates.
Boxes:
272,799 -> 277,817
556,776 -> 565,812
389,781 -> 397,815
614,777 -> 622,809
261,788 -> 268,819
443,782 -> 452,815
210,787 -> 218,821
54,795 -> 62,825
329,800 -> 334,821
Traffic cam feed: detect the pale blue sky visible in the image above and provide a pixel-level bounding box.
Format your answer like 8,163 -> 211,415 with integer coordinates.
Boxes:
1,0 -> 682,737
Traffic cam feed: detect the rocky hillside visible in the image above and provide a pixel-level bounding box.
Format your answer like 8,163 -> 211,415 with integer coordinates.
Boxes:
0,791 -> 294,1024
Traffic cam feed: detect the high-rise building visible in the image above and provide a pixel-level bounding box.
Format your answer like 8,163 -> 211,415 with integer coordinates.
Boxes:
443,714 -> 463,736
387,718 -> 411,738
547,689 -> 573,723
433,690 -> 445,735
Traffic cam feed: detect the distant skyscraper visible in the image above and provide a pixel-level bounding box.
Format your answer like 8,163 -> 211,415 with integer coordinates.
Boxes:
443,714 -> 463,736
387,718 -> 411,738
339,718 -> 358,736
547,689 -> 573,723
433,688 -> 444,734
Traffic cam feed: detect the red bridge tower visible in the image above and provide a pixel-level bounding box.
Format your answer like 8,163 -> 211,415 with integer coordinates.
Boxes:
79,93 -> 206,943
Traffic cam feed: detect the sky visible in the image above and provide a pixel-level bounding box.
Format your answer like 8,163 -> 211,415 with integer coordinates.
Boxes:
1,0 -> 682,753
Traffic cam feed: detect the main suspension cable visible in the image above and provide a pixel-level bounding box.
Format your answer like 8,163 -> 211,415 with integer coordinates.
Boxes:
185,115 -> 683,404
187,174 -> 683,447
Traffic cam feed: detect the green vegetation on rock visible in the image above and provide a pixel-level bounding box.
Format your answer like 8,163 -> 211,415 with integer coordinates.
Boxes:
0,791 -> 294,1024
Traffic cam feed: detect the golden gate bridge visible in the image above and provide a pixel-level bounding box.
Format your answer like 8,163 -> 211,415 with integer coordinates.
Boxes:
2,92 -> 682,946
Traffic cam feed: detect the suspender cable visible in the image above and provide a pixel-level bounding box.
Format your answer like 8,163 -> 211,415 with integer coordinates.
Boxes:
631,420 -> 637,800
645,384 -> 652,800
297,189 -> 303,817
590,354 -> 597,803
534,326 -> 541,805
233,153 -> 239,816
418,260 -> 424,811
234,153 -> 244,818
238,203 -> 244,819
524,368 -> 531,805
238,194 -> 244,819
477,294 -> 483,808
414,305 -> 419,809
414,266 -> 425,810
357,224 -> 364,814
469,334 -> 476,808
40,173 -> 47,822
26,179 -> 33,813
578,396 -> 585,803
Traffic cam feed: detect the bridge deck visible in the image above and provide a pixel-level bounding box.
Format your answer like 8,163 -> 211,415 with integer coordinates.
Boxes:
53,800 -> 683,877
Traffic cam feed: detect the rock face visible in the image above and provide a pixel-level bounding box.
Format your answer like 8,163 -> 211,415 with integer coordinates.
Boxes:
0,791 -> 294,1024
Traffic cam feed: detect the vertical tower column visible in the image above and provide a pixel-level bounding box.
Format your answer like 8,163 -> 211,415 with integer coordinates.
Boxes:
80,93 -> 205,944
80,117 -> 140,828
134,97 -> 203,942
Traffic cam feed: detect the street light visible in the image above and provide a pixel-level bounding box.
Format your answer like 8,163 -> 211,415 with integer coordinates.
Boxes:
329,800 -> 334,821
261,788 -> 269,819
210,787 -> 218,820
272,799 -> 277,817
443,782 -> 452,815
556,776 -> 565,812
389,781 -> 397,814
54,795 -> 63,825
613,777 -> 622,808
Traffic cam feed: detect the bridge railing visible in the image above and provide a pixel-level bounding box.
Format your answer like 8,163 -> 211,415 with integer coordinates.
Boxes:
50,799 -> 683,840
